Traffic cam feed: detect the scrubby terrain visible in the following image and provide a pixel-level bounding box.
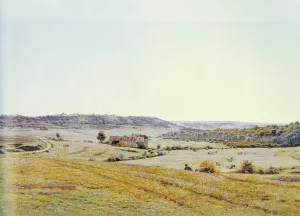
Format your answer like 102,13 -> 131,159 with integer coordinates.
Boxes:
163,122 -> 300,147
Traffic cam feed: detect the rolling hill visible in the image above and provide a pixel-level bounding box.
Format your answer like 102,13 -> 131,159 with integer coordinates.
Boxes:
173,121 -> 268,130
164,121 -> 300,147
0,114 -> 180,130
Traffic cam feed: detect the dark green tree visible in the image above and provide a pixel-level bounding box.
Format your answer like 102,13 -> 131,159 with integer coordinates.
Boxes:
97,131 -> 106,143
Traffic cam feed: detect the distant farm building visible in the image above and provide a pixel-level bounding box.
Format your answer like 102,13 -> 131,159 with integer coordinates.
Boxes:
109,134 -> 149,148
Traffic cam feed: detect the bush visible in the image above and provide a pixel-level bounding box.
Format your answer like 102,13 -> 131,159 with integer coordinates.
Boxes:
257,167 -> 266,174
111,140 -> 120,145
227,157 -> 235,162
171,145 -> 183,150
192,148 -> 198,152
256,166 -> 281,174
157,151 -> 166,156
265,166 -> 280,174
166,145 -> 171,151
157,144 -> 161,149
137,143 -> 147,149
198,160 -> 218,173
107,155 -> 117,162
142,151 -> 148,157
116,154 -> 124,161
238,160 -> 255,174
208,150 -> 218,155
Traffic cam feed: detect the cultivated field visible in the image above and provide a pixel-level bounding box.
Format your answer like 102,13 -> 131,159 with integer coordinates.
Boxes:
1,127 -> 300,215
1,155 -> 300,216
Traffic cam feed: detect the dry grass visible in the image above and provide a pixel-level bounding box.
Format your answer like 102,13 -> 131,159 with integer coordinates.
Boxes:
0,156 -> 300,215
1,155 -> 300,215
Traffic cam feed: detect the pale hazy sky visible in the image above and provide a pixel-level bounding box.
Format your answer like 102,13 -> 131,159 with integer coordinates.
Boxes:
1,0 -> 300,123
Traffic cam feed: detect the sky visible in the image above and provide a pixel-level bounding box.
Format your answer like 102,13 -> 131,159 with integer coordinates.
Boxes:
1,0 -> 300,123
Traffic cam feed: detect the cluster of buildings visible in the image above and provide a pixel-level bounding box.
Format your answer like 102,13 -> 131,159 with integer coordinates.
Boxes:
109,134 -> 149,148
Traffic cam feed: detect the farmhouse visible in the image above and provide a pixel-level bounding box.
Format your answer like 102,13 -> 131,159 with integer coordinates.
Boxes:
109,134 -> 149,148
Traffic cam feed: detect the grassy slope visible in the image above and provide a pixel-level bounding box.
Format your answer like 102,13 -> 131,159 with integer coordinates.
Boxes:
0,156 -> 299,216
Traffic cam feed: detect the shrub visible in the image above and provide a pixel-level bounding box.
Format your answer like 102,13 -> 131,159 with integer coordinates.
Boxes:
192,148 -> 198,152
171,145 -> 184,150
256,166 -> 281,174
198,160 -> 218,173
157,144 -> 161,149
166,145 -> 171,151
204,145 -> 213,150
137,143 -> 147,149
111,140 -> 120,145
238,160 -> 255,174
157,151 -> 166,156
116,154 -> 124,161
227,157 -> 235,162
257,167 -> 266,174
265,166 -> 280,174
107,155 -> 117,162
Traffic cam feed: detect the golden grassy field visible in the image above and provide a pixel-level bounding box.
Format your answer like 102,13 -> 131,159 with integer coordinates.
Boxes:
1,155 -> 300,216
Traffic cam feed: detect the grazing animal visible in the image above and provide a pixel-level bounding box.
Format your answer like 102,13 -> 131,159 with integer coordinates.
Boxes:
184,164 -> 193,171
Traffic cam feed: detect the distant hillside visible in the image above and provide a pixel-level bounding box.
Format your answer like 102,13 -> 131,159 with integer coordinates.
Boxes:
173,121 -> 268,130
0,114 -> 180,130
164,121 -> 300,147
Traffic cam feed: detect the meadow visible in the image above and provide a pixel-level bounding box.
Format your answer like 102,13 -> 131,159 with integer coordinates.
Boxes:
1,155 -> 300,215
1,127 -> 300,215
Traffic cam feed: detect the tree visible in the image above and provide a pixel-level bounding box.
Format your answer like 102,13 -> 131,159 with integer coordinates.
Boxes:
97,131 -> 106,143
